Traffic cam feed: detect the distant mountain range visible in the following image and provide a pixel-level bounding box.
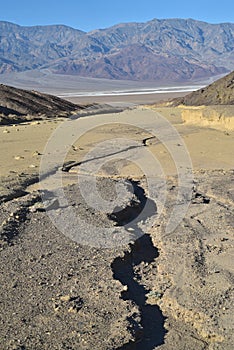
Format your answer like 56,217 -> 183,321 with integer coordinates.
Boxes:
0,19 -> 233,82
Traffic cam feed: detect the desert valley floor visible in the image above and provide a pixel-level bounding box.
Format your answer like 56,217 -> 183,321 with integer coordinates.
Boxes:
0,101 -> 233,350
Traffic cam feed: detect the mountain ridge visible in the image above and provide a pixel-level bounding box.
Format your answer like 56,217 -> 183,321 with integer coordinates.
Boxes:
0,18 -> 233,82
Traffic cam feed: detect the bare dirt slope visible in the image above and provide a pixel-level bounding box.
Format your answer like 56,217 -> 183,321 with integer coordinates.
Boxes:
172,71 -> 234,106
148,72 -> 234,131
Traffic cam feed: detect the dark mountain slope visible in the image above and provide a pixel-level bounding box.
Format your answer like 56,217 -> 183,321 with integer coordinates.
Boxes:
0,84 -> 82,123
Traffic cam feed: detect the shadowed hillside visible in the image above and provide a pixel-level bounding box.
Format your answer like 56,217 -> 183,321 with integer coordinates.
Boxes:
0,84 -> 89,124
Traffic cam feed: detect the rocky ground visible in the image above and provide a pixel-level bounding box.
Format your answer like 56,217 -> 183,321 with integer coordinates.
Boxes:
0,169 -> 233,350
0,107 -> 233,350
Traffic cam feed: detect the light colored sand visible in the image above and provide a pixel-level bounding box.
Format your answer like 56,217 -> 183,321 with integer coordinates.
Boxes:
180,105 -> 234,131
65,91 -> 186,107
1,107 -> 233,181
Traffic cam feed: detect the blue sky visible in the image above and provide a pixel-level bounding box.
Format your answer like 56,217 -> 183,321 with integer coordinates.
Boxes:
1,0 -> 233,31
